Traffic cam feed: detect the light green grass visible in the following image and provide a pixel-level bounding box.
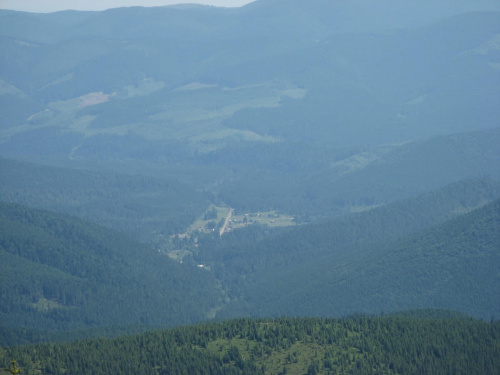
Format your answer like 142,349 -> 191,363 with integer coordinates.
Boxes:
124,78 -> 165,98
186,205 -> 231,235
0,79 -> 301,156
231,211 -> 296,229
31,298 -> 76,312
166,249 -> 192,262
203,322 -> 364,375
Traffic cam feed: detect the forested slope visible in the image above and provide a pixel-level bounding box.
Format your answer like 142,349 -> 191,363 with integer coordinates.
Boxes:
1,316 -> 498,375
196,178 -> 500,301
0,203 -> 222,339
221,198 -> 500,320
302,127 -> 500,212
1,7 -> 499,213
0,158 -> 209,241
216,127 -> 500,215
1,175 -> 498,344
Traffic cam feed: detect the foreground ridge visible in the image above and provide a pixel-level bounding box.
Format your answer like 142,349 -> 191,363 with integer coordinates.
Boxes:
2,315 -> 499,374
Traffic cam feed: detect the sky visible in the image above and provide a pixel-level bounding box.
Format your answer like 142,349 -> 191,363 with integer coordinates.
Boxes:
0,0 -> 256,13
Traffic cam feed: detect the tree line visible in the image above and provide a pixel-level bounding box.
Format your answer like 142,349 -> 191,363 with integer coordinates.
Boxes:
1,315 -> 499,374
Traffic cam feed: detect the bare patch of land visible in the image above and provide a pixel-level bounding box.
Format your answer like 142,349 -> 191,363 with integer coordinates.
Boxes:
79,92 -> 110,108
219,208 -> 234,237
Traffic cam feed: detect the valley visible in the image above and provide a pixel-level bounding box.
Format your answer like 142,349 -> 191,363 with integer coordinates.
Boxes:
0,0 -> 499,372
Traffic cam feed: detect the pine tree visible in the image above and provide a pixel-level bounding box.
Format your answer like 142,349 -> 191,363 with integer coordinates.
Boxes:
7,360 -> 21,375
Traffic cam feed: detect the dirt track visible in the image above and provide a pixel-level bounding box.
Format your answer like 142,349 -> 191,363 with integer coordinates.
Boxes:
219,209 -> 234,237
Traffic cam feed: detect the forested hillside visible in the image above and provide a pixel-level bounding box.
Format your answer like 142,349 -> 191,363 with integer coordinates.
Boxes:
219,198 -> 500,320
0,158 -> 209,241
1,4 -> 499,218
1,316 -> 499,375
194,179 -> 500,313
1,178 -> 499,345
211,127 -> 500,215
1,126 -> 499,238
0,203 -> 222,339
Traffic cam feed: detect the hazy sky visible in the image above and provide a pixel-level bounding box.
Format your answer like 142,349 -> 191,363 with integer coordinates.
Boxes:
0,0 -> 256,13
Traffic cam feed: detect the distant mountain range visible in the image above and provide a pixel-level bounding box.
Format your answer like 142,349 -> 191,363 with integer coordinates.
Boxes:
1,2 -> 499,159
1,1 -> 499,216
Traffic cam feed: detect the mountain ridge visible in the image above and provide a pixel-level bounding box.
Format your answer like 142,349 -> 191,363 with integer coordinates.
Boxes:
2,316 -> 499,374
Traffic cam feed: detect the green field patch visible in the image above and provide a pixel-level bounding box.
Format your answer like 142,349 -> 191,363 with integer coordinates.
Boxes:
349,204 -> 383,213
166,249 -> 192,263
203,322 -> 365,375
124,78 -> 165,98
186,205 -> 231,235
230,211 -> 297,230
31,298 -> 76,312
0,79 -> 25,97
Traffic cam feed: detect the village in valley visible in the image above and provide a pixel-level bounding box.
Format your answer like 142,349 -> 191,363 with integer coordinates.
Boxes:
163,205 -> 297,264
